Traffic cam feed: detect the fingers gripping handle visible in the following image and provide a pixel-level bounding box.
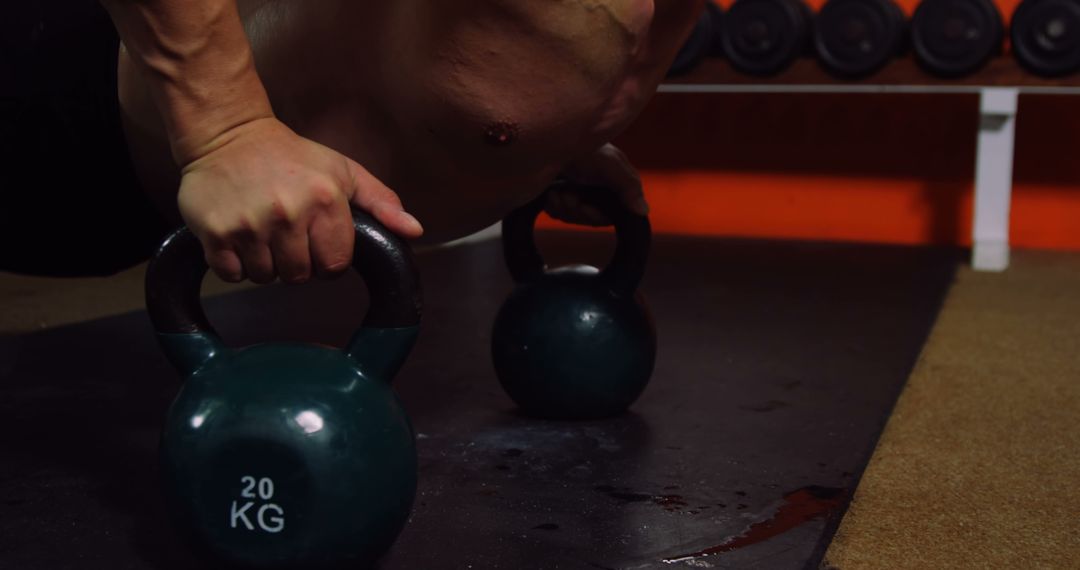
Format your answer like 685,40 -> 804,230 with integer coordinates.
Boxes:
145,209 -> 423,377
501,180 -> 652,296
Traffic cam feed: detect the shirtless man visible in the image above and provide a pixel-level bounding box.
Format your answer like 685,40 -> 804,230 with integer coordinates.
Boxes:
3,1 -> 703,280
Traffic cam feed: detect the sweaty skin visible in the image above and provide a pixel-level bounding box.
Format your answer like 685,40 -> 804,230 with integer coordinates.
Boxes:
116,0 -> 704,261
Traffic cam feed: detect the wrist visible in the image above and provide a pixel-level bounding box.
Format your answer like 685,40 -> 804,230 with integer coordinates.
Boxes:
176,115 -> 285,176
165,71 -> 276,166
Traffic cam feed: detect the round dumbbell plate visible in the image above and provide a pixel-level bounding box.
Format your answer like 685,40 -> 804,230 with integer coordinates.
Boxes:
911,0 -> 1003,77
1012,0 -> 1080,77
722,0 -> 811,76
815,0 -> 907,77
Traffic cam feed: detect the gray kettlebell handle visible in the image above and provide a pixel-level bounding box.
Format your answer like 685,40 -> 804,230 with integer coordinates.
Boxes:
145,210 -> 423,377
501,179 -> 652,297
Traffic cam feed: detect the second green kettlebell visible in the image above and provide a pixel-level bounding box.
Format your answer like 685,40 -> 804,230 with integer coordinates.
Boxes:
491,181 -> 656,420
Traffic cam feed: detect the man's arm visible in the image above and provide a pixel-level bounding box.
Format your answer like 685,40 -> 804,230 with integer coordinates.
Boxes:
98,1 -> 421,284
99,0 -> 271,165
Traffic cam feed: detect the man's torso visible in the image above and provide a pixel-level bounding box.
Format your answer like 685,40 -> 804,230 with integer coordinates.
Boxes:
118,0 -> 701,242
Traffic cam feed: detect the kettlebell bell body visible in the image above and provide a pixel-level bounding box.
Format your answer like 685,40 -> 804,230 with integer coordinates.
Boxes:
492,182 -> 656,420
146,211 -> 422,569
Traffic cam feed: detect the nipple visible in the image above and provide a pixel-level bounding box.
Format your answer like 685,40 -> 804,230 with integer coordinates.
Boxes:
484,121 -> 520,146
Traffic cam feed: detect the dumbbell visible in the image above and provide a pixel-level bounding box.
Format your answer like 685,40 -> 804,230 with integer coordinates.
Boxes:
1011,0 -> 1080,77
814,0 -> 908,78
721,0 -> 815,76
910,0 -> 1004,77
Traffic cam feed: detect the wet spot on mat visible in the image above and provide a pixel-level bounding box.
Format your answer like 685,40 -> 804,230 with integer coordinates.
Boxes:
663,486 -> 847,563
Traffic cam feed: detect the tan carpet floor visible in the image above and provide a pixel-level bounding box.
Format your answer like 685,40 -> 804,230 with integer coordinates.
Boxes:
0,264 -> 251,334
825,250 -> 1080,569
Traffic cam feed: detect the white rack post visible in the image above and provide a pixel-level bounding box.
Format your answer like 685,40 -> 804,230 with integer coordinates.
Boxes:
971,87 -> 1019,271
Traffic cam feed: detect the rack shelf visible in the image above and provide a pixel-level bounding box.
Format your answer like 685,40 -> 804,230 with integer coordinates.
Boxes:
659,57 -> 1080,270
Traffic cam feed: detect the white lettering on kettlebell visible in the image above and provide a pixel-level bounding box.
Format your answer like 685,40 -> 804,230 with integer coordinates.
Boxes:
258,504 -> 285,533
230,501 -> 255,530
258,478 -> 274,500
240,476 -> 257,498
230,476 -> 284,533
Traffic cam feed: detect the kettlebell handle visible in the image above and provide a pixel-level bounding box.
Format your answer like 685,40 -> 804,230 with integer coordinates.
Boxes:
501,180 -> 651,297
145,209 -> 422,377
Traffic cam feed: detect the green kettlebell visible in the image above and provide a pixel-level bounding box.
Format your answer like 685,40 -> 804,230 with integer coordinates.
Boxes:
145,210 -> 422,569
491,181 -> 656,420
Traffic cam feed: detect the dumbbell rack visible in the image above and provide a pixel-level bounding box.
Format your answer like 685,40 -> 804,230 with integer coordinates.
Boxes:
663,57 -> 1080,271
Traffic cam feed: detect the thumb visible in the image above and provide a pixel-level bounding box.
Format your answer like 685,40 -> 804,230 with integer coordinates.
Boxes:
343,157 -> 424,238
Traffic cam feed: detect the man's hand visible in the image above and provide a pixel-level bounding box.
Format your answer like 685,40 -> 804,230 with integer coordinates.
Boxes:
101,0 -> 421,284
178,117 -> 422,284
546,144 -> 650,226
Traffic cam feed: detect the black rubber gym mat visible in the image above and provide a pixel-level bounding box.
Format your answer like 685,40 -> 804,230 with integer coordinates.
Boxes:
0,233 -> 958,569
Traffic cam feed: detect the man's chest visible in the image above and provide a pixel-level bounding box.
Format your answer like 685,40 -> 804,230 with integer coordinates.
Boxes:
247,0 -> 667,190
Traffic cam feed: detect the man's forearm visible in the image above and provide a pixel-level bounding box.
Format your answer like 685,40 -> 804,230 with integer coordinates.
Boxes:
100,0 -> 274,165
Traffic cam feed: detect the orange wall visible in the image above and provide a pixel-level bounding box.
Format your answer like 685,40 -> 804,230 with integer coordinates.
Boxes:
541,93 -> 1080,250
539,1 -> 1080,251
617,93 -> 1080,250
